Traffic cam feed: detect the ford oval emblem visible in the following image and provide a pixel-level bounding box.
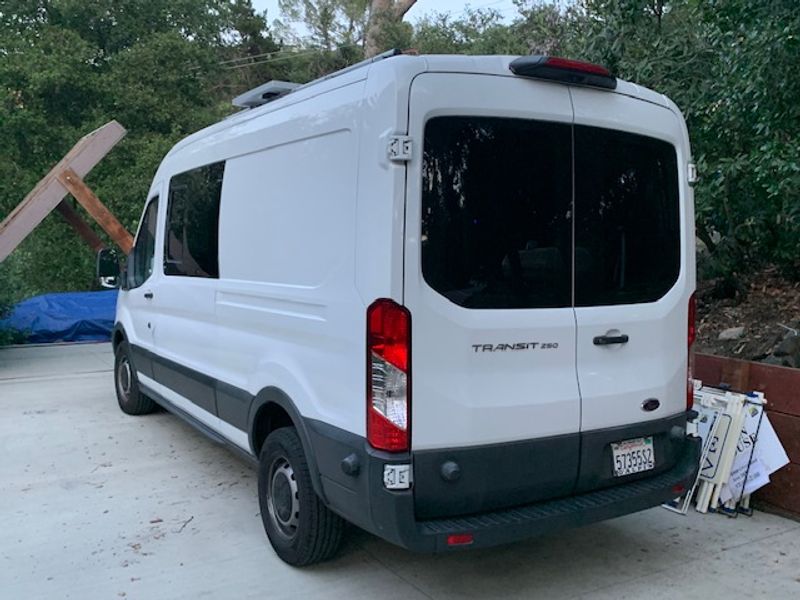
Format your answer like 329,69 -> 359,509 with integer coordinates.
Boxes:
641,398 -> 660,412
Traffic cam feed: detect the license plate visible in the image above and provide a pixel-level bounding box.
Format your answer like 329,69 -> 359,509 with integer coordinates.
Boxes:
611,436 -> 655,477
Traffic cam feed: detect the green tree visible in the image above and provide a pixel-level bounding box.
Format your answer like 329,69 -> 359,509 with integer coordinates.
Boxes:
276,0 -> 418,57
413,7 -> 525,54
0,0 -> 285,302
555,0 -> 800,277
277,0 -> 370,51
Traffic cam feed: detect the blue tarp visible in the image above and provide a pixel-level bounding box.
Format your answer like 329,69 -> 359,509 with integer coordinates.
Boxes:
0,290 -> 118,343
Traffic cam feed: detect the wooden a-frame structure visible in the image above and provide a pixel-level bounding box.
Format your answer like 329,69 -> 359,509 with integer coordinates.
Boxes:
0,120 -> 133,263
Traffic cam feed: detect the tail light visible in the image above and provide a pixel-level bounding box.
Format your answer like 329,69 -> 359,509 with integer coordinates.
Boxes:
447,533 -> 474,546
367,299 -> 410,452
509,55 -> 617,90
687,292 -> 697,410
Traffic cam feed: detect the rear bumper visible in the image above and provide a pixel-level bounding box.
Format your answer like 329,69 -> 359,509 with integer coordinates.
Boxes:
305,416 -> 700,553
412,435 -> 699,551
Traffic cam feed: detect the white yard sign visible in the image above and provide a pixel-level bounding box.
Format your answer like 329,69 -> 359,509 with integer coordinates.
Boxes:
666,384 -> 789,515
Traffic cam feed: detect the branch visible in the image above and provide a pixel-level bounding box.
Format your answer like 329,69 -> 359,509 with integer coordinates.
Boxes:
393,0 -> 417,18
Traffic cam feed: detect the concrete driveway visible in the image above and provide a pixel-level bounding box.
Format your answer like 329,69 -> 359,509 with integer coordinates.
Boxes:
1,343 -> 799,599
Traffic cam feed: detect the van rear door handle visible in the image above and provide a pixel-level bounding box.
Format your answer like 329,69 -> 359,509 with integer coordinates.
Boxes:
593,334 -> 629,345
143,291 -> 154,300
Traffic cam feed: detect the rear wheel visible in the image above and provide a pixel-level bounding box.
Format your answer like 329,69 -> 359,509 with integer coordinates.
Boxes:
114,341 -> 156,415
258,427 -> 343,566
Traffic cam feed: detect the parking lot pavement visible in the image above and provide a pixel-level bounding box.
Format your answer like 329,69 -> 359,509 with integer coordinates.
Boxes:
1,344 -> 799,600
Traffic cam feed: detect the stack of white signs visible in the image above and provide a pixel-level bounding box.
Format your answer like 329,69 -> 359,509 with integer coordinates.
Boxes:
665,381 -> 789,516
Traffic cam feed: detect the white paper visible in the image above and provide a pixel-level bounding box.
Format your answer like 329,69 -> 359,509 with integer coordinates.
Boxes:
716,402 -> 763,501
755,415 -> 790,474
719,458 -> 771,503
716,407 -> 788,503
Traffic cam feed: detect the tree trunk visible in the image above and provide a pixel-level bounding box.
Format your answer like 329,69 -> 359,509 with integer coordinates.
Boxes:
364,0 -> 416,57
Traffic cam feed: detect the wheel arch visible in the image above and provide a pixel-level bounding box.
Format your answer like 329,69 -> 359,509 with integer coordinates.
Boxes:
248,387 -> 326,501
111,323 -> 127,353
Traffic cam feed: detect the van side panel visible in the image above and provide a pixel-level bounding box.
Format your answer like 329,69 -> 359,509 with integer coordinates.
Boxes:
139,81 -> 371,455
220,130 -> 355,286
212,89 -> 367,438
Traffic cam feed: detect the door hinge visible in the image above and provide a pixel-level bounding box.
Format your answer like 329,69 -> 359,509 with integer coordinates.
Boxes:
387,135 -> 412,162
687,162 -> 698,186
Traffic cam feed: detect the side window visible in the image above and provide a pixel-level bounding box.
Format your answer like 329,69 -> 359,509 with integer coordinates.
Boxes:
130,197 -> 159,289
164,161 -> 225,278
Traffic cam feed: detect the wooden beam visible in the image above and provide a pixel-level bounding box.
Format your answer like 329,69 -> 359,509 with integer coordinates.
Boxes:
0,120 -> 126,262
55,201 -> 105,252
720,358 -> 750,393
57,168 -> 133,254
757,463 -> 800,516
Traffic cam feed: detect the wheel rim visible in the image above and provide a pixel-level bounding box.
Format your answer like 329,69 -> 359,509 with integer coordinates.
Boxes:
117,356 -> 132,402
267,456 -> 300,540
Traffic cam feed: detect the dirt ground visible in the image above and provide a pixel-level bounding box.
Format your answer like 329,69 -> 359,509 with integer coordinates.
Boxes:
695,267 -> 800,361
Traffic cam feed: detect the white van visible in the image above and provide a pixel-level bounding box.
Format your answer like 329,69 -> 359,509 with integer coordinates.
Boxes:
99,51 -> 701,566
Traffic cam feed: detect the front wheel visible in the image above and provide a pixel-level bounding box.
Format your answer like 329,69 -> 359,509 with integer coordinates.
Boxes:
114,341 -> 156,416
258,427 -> 343,566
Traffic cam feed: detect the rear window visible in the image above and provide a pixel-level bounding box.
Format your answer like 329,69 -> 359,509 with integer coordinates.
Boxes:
420,117 -> 680,309
421,116 -> 573,309
574,126 -> 680,306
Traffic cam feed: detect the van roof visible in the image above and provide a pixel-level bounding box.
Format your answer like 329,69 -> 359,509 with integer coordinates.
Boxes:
165,54 -> 672,161
419,54 -> 670,107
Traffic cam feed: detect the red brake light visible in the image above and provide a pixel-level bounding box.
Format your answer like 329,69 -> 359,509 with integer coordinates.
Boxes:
542,56 -> 611,77
447,533 -> 474,546
367,299 -> 411,452
687,292 -> 697,347
509,55 -> 617,90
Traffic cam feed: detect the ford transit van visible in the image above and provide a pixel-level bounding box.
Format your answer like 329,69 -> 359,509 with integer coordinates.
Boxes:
101,51 -> 701,566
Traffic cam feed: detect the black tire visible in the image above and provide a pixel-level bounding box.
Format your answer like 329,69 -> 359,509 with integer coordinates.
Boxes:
258,427 -> 344,566
114,341 -> 156,416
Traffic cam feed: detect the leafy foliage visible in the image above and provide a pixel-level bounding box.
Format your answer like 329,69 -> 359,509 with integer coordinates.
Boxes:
585,0 -> 799,279
0,0 -> 798,321
0,263 -> 27,345
0,0 -> 284,304
277,0 -> 370,50
413,8 -> 526,55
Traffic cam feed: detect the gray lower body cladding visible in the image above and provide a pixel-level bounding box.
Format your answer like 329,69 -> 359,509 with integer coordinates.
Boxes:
307,415 -> 700,553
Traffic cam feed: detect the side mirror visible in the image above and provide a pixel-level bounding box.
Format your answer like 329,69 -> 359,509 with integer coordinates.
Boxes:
96,247 -> 121,289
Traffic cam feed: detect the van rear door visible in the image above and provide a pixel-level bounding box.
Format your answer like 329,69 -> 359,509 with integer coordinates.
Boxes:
570,89 -> 693,491
403,73 -> 580,516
